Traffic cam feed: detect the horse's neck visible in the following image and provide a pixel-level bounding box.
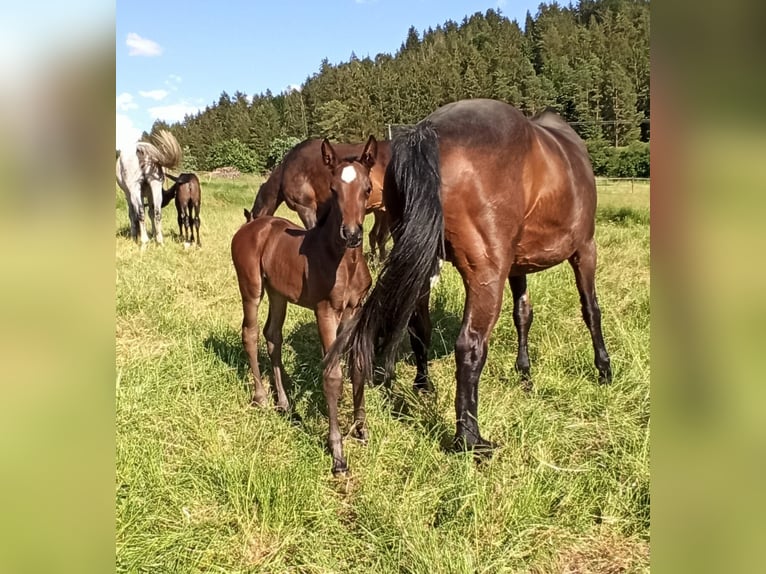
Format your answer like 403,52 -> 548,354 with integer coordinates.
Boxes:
310,205 -> 347,264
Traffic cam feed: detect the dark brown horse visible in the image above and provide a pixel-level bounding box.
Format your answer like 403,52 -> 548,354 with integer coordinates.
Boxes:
245,138 -> 392,259
165,173 -> 202,246
328,99 -> 612,453
232,135 -> 377,475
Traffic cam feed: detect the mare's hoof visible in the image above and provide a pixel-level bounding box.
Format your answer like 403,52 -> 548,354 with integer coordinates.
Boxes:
250,397 -> 268,408
351,425 -> 368,443
598,365 -> 613,385
183,242 -> 191,249
520,376 -> 533,393
452,435 -> 498,459
413,374 -> 434,393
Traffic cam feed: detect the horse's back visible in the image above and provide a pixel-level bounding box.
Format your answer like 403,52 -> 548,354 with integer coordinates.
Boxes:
413,99 -> 597,273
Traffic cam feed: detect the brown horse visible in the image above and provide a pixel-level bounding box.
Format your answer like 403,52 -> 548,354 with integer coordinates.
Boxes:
328,99 -> 612,453
245,138 -> 392,259
165,173 -> 202,246
232,135 -> 377,475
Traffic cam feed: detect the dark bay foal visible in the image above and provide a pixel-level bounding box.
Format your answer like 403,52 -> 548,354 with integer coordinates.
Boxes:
231,136 -> 377,475
165,172 -> 201,246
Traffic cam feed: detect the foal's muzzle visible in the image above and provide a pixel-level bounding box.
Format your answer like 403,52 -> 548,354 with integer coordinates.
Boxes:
340,225 -> 362,248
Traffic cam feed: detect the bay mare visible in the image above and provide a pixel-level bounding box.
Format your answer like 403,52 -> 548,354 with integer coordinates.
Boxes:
328,99 -> 612,453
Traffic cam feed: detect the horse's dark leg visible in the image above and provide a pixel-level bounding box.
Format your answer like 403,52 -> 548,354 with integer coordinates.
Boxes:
408,288 -> 433,392
182,204 -> 191,245
241,290 -> 267,406
176,205 -> 183,242
316,304 -> 347,474
569,239 -> 612,384
453,282 -> 504,453
368,212 -> 381,260
509,275 -> 534,388
263,292 -> 290,412
377,211 -> 390,260
193,202 -> 201,247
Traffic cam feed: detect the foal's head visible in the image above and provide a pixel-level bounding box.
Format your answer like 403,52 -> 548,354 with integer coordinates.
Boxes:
321,135 -> 377,248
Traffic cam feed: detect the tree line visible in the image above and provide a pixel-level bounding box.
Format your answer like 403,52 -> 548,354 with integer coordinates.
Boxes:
148,0 -> 650,177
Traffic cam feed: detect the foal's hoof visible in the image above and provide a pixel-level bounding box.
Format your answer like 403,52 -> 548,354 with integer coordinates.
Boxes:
331,461 -> 349,477
598,365 -> 613,385
250,396 -> 268,408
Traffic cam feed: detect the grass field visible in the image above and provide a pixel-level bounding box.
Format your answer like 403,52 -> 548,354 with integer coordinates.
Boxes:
116,174 -> 650,573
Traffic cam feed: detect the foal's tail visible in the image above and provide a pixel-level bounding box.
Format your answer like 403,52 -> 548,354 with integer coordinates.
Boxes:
326,121 -> 443,381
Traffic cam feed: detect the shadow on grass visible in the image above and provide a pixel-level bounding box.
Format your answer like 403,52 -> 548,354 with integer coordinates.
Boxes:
203,293 -> 476,455
202,323 -> 328,425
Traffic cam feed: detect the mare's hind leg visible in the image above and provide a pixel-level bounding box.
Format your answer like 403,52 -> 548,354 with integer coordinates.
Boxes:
509,275 -> 534,389
263,291 -> 290,412
240,289 -> 267,406
569,239 -> 612,384
408,289 -> 433,392
316,303 -> 347,474
453,279 -> 505,453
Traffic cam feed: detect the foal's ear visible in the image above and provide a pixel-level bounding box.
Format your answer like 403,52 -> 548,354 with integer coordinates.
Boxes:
243,208 -> 252,221
360,135 -> 377,170
321,138 -> 337,169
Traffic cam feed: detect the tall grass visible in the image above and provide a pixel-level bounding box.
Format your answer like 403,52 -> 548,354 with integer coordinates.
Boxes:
116,173 -> 650,572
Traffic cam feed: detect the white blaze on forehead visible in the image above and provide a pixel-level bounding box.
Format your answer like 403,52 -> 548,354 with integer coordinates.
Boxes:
341,165 -> 357,183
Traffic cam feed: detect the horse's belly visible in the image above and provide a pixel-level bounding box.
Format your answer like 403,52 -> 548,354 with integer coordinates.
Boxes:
512,231 -> 574,274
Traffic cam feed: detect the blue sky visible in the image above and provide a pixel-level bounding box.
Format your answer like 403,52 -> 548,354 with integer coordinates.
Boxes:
117,0 -> 541,150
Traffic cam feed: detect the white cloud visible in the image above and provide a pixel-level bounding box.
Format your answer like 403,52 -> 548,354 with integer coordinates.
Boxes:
116,113 -> 143,151
138,89 -> 169,101
496,0 -> 507,8
287,84 -> 301,92
147,102 -> 203,123
166,74 -> 182,85
116,92 -> 137,111
126,33 -> 162,57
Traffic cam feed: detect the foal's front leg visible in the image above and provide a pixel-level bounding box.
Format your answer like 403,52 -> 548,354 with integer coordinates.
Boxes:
316,303 -> 347,474
263,291 -> 290,412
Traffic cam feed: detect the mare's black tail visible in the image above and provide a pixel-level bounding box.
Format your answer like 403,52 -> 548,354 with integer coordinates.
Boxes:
326,121 -> 443,381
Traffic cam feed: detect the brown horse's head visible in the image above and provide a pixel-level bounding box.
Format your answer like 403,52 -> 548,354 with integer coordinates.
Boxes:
321,135 -> 377,248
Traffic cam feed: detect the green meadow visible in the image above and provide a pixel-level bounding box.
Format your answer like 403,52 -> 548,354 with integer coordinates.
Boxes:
116,174 -> 649,572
